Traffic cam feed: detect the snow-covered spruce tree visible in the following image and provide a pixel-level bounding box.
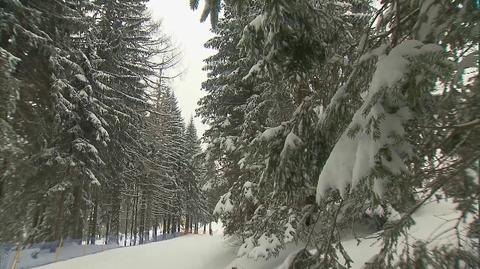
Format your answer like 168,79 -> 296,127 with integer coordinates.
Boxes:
0,0 -> 182,246
156,91 -> 211,233
0,42 -> 26,241
313,1 -> 479,267
0,46 -> 21,179
198,0 -> 373,260
86,0 -> 169,244
0,0 -> 54,240
160,88 -> 187,229
184,117 -> 211,230
141,73 -> 194,241
194,0 -> 479,267
233,1 -> 377,261
146,84 -> 207,235
136,68 -> 184,243
196,1 -> 263,236
0,0 -> 112,243
143,84 -> 177,239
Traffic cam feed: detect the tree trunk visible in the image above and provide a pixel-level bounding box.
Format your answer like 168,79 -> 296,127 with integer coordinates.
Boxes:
84,204 -> 90,244
145,197 -> 151,242
71,184 -> 83,242
54,191 -> 66,243
139,193 -> 145,245
166,215 -> 171,234
89,194 -> 98,245
132,188 -> 139,245
105,208 -> 111,245
124,197 -> 129,247
111,188 -> 121,245
209,222 -> 212,236
129,188 -> 138,246
185,214 -> 190,233
28,204 -> 45,244
477,159 -> 479,258
87,210 -> 93,245
154,219 -> 158,241
162,216 -> 167,235
0,159 -> 5,200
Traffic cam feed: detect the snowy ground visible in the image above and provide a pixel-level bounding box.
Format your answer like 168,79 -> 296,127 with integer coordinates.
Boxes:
36,198 -> 468,269
35,224 -> 239,269
34,222 -> 306,269
36,234 -> 235,269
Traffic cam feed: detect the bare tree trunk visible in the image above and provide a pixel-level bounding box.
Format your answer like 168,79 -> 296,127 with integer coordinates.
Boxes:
154,219 -> 158,241
129,187 -> 138,246
28,204 -> 45,244
71,184 -> 83,243
0,159 -> 5,200
144,194 -> 152,242
111,188 -> 121,245
89,194 -> 98,245
162,216 -> 167,235
84,203 -> 90,244
132,187 -> 139,245
87,210 -> 93,245
124,197 -> 129,247
477,159 -> 479,258
105,208 -> 111,245
185,214 -> 190,233
54,191 -> 66,243
139,193 -> 146,244
166,215 -> 171,234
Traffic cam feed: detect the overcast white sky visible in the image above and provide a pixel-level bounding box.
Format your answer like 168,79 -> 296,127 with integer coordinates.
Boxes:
147,0 -> 215,136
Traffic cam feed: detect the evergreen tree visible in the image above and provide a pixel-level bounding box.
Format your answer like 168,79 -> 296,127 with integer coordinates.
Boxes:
193,0 -> 480,267
184,117 -> 210,228
0,0 -> 193,248
200,0 -> 372,258
89,0 -> 162,245
0,0 -> 109,243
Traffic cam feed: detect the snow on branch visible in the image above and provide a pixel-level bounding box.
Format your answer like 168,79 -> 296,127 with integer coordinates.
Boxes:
316,40 -> 443,202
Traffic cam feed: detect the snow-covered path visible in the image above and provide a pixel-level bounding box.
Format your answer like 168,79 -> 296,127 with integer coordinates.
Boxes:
36,199 -> 466,269
36,234 -> 237,269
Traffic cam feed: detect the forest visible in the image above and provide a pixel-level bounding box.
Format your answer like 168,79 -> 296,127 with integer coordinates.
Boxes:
1,0 -> 479,268
0,0 -> 210,247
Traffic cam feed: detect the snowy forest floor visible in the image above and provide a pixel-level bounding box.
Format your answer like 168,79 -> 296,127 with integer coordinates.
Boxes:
36,198 -> 465,269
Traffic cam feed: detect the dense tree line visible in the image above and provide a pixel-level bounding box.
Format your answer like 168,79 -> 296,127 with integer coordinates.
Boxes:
193,0 -> 479,268
0,0 -> 208,246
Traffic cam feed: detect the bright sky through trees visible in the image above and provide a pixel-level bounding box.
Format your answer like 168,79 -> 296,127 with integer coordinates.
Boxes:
147,0 -> 214,136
